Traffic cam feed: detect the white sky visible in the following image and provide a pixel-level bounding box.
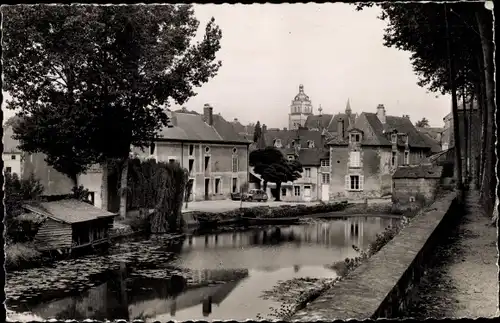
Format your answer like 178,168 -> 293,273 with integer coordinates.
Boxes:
2,3 -> 451,128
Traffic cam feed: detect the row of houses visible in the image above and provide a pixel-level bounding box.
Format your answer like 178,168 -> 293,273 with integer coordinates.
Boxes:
3,96 -> 472,208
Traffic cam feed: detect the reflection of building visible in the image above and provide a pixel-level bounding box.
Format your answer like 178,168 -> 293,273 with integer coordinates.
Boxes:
128,273 -> 248,320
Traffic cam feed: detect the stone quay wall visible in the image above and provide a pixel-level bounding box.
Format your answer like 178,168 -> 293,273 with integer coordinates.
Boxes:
291,191 -> 459,321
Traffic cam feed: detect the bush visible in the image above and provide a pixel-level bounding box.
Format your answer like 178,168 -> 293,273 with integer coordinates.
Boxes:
5,243 -> 42,269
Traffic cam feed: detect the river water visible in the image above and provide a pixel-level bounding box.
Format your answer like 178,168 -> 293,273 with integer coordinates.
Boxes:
6,216 -> 400,321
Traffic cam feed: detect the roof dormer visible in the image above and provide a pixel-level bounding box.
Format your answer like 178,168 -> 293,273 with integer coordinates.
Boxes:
273,139 -> 282,148
307,140 -> 315,148
347,128 -> 364,144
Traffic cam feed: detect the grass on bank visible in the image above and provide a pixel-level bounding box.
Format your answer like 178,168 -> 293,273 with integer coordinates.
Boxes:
5,243 -> 42,270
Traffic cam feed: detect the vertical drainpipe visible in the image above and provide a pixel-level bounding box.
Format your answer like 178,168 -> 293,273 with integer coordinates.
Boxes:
247,143 -> 249,190
181,142 -> 184,168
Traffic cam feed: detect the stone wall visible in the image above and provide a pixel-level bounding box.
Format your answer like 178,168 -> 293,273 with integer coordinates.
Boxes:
291,192 -> 458,321
392,178 -> 441,212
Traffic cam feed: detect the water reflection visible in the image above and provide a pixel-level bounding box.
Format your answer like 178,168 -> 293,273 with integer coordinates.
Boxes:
8,217 -> 399,321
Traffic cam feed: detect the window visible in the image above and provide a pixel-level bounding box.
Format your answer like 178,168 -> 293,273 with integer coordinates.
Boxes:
402,135 -> 408,144
404,151 -> 410,165
304,167 -> 311,178
288,155 -> 295,161
189,144 -> 194,156
391,151 -> 397,166
188,159 -> 195,173
345,175 -> 364,191
215,178 -> 221,194
150,143 -> 156,155
5,167 -> 12,173
294,186 -> 301,196
232,156 -> 238,173
232,178 -> 238,193
168,158 -> 176,164
232,147 -> 237,154
320,159 -> 330,167
274,139 -> 282,148
11,155 -> 16,160
349,151 -> 361,168
204,156 -> 210,171
322,173 -> 330,184
205,146 -> 211,154
307,140 -> 315,148
391,134 -> 397,144
281,188 -> 287,196
351,133 -> 361,143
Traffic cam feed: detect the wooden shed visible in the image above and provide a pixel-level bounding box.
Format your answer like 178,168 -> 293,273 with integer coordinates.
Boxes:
23,199 -> 116,253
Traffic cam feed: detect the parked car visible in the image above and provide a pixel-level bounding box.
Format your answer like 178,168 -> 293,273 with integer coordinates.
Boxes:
230,192 -> 242,200
242,189 -> 268,202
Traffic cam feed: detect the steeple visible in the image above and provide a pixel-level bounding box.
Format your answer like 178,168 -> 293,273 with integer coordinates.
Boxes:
345,98 -> 352,115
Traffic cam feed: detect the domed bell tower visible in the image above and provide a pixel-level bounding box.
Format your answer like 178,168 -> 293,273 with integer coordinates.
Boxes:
289,84 -> 313,130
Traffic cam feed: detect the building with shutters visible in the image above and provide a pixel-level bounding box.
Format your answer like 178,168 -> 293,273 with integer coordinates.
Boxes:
326,104 -> 435,200
132,104 -> 251,203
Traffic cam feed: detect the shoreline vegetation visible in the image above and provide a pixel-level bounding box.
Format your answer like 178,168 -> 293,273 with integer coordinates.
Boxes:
5,199 -> 396,272
260,206 -> 419,321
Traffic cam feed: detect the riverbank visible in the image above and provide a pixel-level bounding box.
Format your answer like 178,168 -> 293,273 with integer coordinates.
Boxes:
403,189 -> 498,318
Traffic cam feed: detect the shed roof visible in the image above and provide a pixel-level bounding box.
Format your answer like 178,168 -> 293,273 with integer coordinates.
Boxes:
23,199 -> 116,224
392,165 -> 443,179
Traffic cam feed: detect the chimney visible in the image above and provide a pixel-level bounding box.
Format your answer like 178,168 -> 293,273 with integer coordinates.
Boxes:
262,124 -> 267,133
233,118 -> 238,123
337,118 -> 344,139
203,104 -> 213,126
376,104 -> 386,124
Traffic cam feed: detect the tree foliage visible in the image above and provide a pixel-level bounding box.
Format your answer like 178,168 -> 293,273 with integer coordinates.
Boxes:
4,173 -> 45,243
2,5 -> 223,215
415,117 -> 430,128
253,121 -> 262,143
249,147 -> 303,201
127,158 -> 187,233
355,2 -> 496,218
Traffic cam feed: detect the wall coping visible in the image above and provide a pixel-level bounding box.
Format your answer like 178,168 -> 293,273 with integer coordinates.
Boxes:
291,191 -> 458,321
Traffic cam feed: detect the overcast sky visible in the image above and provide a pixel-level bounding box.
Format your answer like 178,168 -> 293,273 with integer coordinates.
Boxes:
2,3 -> 451,128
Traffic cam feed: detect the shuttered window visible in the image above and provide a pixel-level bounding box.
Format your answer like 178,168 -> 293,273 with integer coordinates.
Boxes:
349,151 -> 361,168
232,156 -> 238,173
345,175 -> 364,191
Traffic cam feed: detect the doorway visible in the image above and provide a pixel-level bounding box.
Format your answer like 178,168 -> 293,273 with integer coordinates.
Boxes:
204,178 -> 210,200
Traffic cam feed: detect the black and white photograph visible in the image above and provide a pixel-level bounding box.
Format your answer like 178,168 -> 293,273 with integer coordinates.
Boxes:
1,1 -> 497,322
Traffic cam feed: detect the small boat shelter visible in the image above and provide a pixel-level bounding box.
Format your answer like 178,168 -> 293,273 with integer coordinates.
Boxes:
23,199 -> 116,253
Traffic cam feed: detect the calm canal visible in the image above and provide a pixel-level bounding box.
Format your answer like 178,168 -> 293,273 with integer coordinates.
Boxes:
7,216 -> 401,321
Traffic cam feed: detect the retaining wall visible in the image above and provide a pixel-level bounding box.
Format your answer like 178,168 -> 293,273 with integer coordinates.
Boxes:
291,191 -> 459,321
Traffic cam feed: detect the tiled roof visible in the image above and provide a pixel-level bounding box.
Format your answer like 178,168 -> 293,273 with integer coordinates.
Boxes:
304,114 -> 334,130
393,164 -> 443,179
158,112 -> 249,144
263,128 -> 325,149
363,113 -> 432,148
417,127 -> 443,153
23,199 -> 116,224
297,148 -> 330,166
3,125 -> 22,154
212,114 -> 251,143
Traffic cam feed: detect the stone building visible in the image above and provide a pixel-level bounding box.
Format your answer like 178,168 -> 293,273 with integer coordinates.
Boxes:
288,84 -> 314,130
440,100 -> 481,182
3,124 -> 23,176
254,126 -> 331,202
392,164 -> 443,212
135,104 -> 251,202
326,104 -> 435,200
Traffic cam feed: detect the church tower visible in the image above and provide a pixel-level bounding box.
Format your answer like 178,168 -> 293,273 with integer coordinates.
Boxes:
288,84 -> 313,130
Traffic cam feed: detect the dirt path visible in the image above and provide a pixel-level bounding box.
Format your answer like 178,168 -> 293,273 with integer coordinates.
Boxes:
404,190 -> 498,319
